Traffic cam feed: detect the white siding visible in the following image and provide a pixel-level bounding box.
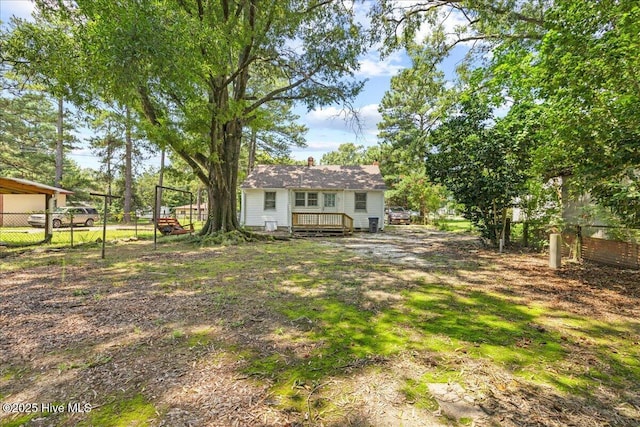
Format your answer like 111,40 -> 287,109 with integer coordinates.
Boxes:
242,188 -> 385,231
343,190 -> 385,230
290,190 -> 341,214
242,189 -> 290,228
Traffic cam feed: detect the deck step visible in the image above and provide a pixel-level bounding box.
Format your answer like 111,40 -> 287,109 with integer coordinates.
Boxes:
292,227 -> 352,237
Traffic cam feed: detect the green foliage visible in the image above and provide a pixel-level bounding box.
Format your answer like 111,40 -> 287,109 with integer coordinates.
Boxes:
0,89 -> 80,181
85,104 -> 153,210
0,91 -> 57,179
373,0 -> 640,234
0,87 -> 99,198
506,179 -> 565,250
319,143 -> 381,166
427,98 -> 533,245
370,1 -> 546,61
1,10 -> 86,100
61,160 -> 100,203
242,92 -> 308,173
320,143 -> 366,165
4,0 -> 369,234
534,0 -> 640,225
377,43 -> 451,182
386,171 -> 445,223
252,150 -> 299,166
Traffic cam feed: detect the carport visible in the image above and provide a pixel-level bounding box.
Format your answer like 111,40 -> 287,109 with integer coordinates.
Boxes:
0,177 -> 73,242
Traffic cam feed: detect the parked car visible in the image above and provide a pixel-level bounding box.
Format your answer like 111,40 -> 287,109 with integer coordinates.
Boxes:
386,206 -> 411,225
28,206 -> 100,228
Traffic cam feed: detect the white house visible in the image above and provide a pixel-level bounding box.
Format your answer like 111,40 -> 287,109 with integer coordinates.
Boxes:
240,162 -> 387,233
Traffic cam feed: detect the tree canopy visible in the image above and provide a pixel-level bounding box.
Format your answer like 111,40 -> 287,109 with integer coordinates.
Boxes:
374,0 -> 640,233
4,0 -> 639,235
4,0 -> 369,234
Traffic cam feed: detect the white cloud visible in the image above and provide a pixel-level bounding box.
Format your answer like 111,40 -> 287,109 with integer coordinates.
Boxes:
304,107 -> 351,128
70,147 -> 94,156
354,104 -> 381,136
304,103 -> 381,136
295,139 -> 344,152
290,139 -> 345,162
357,51 -> 405,77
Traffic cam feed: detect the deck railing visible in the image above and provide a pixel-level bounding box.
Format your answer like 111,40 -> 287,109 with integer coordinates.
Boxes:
292,212 -> 354,234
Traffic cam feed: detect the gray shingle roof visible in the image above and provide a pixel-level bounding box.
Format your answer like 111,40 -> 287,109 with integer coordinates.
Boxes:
241,165 -> 387,190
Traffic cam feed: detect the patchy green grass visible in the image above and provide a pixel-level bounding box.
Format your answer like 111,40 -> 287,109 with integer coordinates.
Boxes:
400,378 -> 439,410
2,413 -> 42,427
0,226 -> 156,248
1,235 -> 639,426
78,394 -> 157,427
435,218 -> 474,233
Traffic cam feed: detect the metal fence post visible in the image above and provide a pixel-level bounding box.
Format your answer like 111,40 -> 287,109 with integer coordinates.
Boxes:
70,213 -> 74,248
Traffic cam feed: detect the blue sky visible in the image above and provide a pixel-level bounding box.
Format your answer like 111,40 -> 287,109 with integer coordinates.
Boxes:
1,0 -> 464,169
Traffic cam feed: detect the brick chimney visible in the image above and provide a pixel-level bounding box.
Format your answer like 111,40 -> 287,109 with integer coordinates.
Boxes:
307,156 -> 315,167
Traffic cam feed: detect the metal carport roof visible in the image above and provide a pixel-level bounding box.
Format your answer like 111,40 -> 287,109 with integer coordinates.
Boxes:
0,177 -> 73,195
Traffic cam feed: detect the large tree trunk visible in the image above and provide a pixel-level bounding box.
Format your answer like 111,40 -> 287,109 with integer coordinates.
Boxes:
200,119 -> 243,235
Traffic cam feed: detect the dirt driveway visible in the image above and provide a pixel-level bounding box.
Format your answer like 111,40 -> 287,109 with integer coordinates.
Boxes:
335,226 -> 482,268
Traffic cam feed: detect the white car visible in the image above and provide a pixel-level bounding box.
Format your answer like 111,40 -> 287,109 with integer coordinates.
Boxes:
28,206 -> 100,228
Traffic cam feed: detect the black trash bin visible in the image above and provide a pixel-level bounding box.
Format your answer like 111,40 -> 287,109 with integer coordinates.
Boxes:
368,217 -> 379,233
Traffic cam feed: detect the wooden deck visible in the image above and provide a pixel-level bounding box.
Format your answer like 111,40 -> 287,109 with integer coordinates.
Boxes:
292,212 -> 354,236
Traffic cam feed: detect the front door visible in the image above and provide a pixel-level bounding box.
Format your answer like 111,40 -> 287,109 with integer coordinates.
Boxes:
322,192 -> 337,213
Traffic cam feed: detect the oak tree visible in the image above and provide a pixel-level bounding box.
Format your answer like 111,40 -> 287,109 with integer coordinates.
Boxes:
21,0 -> 368,234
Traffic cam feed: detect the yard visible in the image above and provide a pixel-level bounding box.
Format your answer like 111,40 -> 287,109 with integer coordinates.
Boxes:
1,227 -> 639,426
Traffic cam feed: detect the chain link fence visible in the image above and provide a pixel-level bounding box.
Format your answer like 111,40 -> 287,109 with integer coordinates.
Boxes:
0,210 -> 196,248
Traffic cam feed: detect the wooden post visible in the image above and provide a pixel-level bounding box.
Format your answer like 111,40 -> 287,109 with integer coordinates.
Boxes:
549,233 -> 562,269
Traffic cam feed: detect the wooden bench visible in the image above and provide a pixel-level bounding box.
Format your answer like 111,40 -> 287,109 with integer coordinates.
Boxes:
156,217 -> 194,236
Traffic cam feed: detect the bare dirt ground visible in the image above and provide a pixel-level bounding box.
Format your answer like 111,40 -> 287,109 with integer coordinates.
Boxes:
1,226 -> 639,426
337,227 -> 640,426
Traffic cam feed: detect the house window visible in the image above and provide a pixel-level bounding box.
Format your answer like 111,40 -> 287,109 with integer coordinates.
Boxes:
324,193 -> 336,208
295,192 -> 320,207
264,192 -> 276,210
355,193 -> 367,211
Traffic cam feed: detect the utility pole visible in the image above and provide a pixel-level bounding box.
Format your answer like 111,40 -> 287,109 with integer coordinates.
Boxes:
55,97 -> 64,189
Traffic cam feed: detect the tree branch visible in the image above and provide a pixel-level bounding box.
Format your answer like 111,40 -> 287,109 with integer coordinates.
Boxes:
245,65 -> 323,113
